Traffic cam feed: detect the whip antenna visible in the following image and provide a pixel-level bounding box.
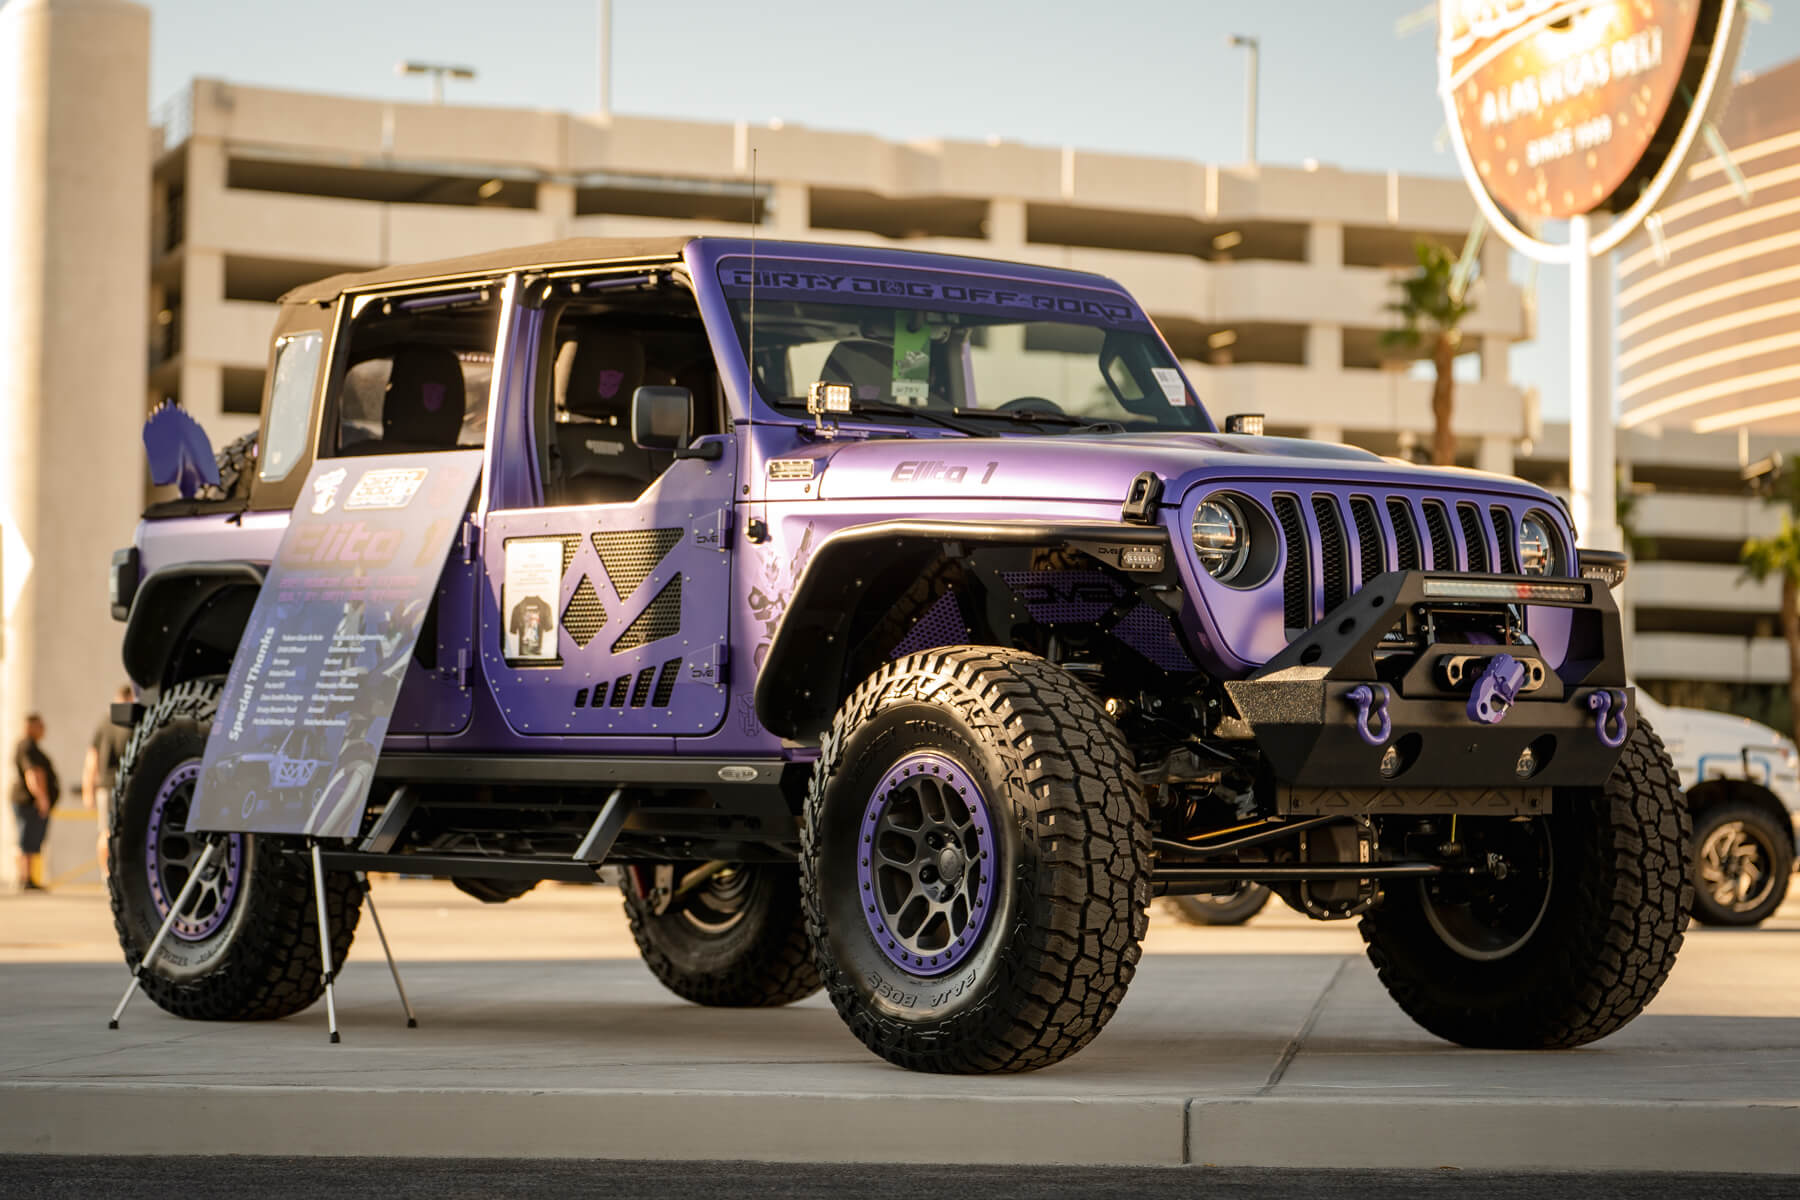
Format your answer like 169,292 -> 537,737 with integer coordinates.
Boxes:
748,148 -> 758,405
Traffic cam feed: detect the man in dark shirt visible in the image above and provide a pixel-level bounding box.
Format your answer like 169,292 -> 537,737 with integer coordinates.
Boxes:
83,685 -> 134,874
12,713 -> 59,892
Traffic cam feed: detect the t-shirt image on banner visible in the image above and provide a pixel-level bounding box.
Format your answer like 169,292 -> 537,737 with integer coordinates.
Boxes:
503,537 -> 563,663
187,451 -> 482,840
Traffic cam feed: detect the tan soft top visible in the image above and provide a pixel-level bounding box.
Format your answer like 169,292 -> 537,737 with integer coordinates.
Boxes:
278,236 -> 696,304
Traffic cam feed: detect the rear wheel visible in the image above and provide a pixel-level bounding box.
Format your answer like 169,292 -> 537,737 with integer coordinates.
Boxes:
802,646 -> 1149,1074
622,862 -> 820,1007
1163,884 -> 1272,927
1689,802 -> 1793,927
1360,719 -> 1689,1049
108,679 -> 363,1021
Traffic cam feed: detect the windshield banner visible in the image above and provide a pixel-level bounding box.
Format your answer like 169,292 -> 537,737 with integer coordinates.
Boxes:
187,450 -> 482,839
717,256 -> 1148,328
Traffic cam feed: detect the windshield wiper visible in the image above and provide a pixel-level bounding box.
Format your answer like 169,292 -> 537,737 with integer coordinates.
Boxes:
952,408 -> 1126,435
778,397 -> 986,436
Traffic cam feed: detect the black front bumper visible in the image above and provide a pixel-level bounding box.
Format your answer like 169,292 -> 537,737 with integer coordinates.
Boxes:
1219,571 -> 1629,804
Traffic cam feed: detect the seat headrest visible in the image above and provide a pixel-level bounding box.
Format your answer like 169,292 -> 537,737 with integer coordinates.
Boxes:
565,332 -> 645,420
383,345 -> 466,447
820,339 -> 894,404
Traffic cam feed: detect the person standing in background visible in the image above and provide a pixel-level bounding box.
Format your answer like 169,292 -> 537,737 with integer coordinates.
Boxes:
83,685 -> 134,874
12,713 -> 59,892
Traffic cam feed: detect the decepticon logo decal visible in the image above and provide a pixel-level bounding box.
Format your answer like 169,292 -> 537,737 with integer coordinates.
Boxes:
311,467 -> 349,514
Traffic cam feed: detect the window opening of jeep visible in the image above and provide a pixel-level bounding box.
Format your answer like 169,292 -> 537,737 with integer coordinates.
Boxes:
719,256 -> 1208,433
541,280 -> 723,506
329,287 -> 498,457
260,330 -> 323,482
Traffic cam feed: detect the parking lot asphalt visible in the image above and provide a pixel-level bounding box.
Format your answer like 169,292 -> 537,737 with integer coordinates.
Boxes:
2,880 -> 1798,1173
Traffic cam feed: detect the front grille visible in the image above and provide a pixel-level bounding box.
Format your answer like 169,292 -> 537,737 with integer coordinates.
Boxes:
1490,506 -> 1518,574
1270,490 -> 1534,637
1457,503 -> 1491,573
1349,497 -> 1384,585
1312,496 -> 1349,615
1388,499 -> 1420,570
1274,494 -> 1308,632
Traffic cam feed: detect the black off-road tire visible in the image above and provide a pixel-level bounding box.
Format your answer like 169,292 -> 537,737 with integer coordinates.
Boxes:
1360,719 -> 1689,1049
1164,883 -> 1273,927
802,646 -> 1150,1074
623,864 -> 820,1007
1689,801 -> 1793,927
109,679 -> 363,1021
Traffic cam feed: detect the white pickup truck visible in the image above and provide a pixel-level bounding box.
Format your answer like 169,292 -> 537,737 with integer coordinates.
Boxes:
1638,694 -> 1799,926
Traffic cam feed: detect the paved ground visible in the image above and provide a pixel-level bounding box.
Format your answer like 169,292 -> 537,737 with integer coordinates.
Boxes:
2,880 -> 1798,1172
2,1157 -> 1793,1200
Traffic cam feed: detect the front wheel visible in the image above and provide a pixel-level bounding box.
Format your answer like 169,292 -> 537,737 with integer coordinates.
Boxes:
803,646 -> 1150,1074
1689,801 -> 1793,927
1360,718 -> 1689,1049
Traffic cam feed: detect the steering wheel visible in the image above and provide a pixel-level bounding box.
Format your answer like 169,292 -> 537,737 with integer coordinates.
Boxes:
997,396 -> 1062,414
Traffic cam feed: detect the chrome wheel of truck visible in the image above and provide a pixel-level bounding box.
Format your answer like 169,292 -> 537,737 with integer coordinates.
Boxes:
1689,803 -> 1793,927
1360,719 -> 1689,1049
109,679 -> 362,1021
802,647 -> 1149,1074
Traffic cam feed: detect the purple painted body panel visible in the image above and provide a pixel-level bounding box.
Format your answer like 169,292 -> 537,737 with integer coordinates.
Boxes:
130,236 -> 1590,769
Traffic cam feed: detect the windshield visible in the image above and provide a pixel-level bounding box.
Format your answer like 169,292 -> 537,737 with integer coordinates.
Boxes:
718,256 -> 1208,432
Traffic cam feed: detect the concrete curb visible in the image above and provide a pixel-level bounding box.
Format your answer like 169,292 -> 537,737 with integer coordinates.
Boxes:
1187,1097 -> 1800,1174
5,1084 -> 1799,1172
0,1085 -> 1185,1166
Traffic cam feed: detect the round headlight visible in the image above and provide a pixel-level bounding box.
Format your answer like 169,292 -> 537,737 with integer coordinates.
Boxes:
1518,512 -> 1558,576
1193,496 -> 1250,582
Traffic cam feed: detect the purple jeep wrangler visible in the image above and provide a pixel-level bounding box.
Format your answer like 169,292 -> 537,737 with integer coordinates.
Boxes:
107,237 -> 1688,1073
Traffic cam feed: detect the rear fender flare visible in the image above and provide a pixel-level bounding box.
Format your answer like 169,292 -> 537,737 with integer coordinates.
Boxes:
121,562 -> 266,694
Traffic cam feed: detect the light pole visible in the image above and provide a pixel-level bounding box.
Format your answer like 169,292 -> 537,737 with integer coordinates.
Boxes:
1227,34 -> 1259,165
396,60 -> 476,105
597,0 -> 612,117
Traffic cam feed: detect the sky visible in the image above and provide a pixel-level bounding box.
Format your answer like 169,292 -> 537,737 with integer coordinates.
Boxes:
78,1 -> 1800,420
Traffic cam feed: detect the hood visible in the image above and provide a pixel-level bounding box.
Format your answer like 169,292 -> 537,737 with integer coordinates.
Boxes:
812,431 -> 1561,509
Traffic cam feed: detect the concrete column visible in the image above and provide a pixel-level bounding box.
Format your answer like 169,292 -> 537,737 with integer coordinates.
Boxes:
1306,219 -> 1343,266
0,0 -> 150,887
537,180 -> 576,239
771,181 -> 809,234
1479,334 -> 1509,383
986,197 -> 1025,247
1307,323 -> 1342,371
1475,435 -> 1514,476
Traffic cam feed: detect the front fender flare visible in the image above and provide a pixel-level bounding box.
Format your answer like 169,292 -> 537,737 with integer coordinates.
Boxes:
753,519 -> 1176,741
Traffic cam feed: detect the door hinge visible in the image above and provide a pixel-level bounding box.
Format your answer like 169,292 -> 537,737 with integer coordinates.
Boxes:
460,517 -> 481,563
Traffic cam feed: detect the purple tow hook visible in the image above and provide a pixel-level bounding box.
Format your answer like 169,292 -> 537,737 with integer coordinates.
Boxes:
1588,689 -> 1629,749
1347,683 -> 1392,747
1467,653 -> 1527,725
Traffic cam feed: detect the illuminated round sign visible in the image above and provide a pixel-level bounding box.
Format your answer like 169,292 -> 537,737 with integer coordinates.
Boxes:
1439,0 -> 1743,260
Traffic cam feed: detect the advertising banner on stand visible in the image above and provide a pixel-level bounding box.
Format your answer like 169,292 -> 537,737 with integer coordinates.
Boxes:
187,451 -> 482,840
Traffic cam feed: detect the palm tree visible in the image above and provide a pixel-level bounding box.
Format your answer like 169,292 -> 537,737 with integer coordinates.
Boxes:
1382,239 -> 1475,467
1742,469 -> 1800,745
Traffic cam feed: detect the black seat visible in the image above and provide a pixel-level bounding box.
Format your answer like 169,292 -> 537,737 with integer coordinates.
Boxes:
553,331 -> 661,505
344,345 -> 466,455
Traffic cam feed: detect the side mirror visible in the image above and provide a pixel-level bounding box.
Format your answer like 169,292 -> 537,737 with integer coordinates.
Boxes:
1222,413 -> 1264,436
631,385 -> 692,452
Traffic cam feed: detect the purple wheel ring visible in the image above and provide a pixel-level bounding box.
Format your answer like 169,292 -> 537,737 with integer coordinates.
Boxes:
857,751 -> 998,977
145,759 -> 245,942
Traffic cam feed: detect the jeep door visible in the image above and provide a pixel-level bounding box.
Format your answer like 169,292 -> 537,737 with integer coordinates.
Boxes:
476,271 -> 734,738
310,280 -> 501,737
